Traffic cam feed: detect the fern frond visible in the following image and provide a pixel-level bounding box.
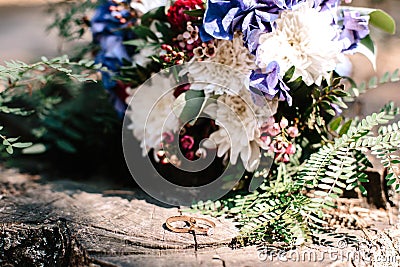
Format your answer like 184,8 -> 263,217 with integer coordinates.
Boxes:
298,103 -> 400,226
345,69 -> 400,102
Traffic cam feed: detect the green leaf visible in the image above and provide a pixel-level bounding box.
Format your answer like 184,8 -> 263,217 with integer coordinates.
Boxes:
314,191 -> 328,197
387,178 -> 396,186
369,9 -> 396,34
141,6 -> 167,27
56,140 -> 77,153
183,9 -> 205,17
368,76 -> 378,89
320,101 -> 336,116
6,137 -> 20,143
284,66 -> 296,81
330,117 -> 342,132
12,142 -> 32,148
155,22 -> 174,43
132,25 -> 159,42
359,184 -> 367,196
358,42 -> 377,70
22,143 -> 46,154
6,146 -> 13,154
173,90 -> 206,124
339,120 -> 352,136
123,39 -> 147,47
360,35 -> 375,54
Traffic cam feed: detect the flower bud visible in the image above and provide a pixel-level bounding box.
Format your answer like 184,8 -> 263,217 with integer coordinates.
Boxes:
162,132 -> 175,143
279,117 -> 288,128
196,148 -> 207,158
180,135 -> 195,150
287,126 -> 299,138
286,143 -> 296,155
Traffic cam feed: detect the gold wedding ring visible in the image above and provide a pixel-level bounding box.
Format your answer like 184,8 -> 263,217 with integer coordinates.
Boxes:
165,215 -> 216,235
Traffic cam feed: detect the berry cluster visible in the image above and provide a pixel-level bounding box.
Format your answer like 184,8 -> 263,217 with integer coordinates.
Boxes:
261,117 -> 299,163
159,44 -> 186,66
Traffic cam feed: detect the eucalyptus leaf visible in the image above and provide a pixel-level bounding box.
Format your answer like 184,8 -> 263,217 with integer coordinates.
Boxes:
369,9 -> 396,34
360,35 -> 375,54
173,90 -> 206,124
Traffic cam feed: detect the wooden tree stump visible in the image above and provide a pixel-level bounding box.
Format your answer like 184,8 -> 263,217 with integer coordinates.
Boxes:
0,167 -> 399,267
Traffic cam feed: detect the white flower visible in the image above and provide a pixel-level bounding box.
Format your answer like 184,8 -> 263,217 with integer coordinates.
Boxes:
126,75 -> 179,156
256,3 -> 342,86
188,33 -> 256,96
203,89 -> 278,172
133,46 -> 156,67
130,0 -> 167,15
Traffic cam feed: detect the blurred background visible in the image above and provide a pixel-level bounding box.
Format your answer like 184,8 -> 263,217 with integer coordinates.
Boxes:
0,0 -> 128,181
0,0 -> 399,179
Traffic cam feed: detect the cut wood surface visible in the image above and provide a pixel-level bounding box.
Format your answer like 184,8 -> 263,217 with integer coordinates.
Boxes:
0,167 -> 399,266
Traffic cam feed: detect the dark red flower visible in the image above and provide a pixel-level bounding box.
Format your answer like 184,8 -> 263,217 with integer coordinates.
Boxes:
180,135 -> 195,151
167,0 -> 204,31
114,80 -> 130,102
173,83 -> 191,98
185,151 -> 196,160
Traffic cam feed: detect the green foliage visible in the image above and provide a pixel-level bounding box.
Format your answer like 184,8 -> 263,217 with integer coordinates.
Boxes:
297,102 -> 400,227
10,80 -> 120,155
191,102 -> 400,245
344,69 -> 400,102
190,164 -> 314,245
0,56 -> 102,155
46,0 -> 96,42
183,9 -> 205,17
0,55 -> 101,90
0,130 -> 32,155
173,89 -> 207,124
342,7 -> 396,34
2,79 -> 125,176
369,9 -> 396,34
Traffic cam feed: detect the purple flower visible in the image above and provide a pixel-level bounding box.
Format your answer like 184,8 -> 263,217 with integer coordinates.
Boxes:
331,103 -> 343,115
339,10 -> 370,52
249,61 -> 292,106
314,0 -> 340,24
200,0 -> 305,53
314,0 -> 340,13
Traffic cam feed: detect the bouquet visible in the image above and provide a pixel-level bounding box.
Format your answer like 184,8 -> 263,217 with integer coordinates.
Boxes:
90,0 -> 399,243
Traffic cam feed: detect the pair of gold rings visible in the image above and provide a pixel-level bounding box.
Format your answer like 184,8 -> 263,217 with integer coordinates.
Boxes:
165,215 -> 216,236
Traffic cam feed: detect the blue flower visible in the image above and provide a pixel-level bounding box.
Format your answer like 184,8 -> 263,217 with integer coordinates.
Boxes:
249,61 -> 292,106
201,0 -> 305,53
91,0 -> 137,116
339,10 -> 370,52
91,1 -> 136,67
